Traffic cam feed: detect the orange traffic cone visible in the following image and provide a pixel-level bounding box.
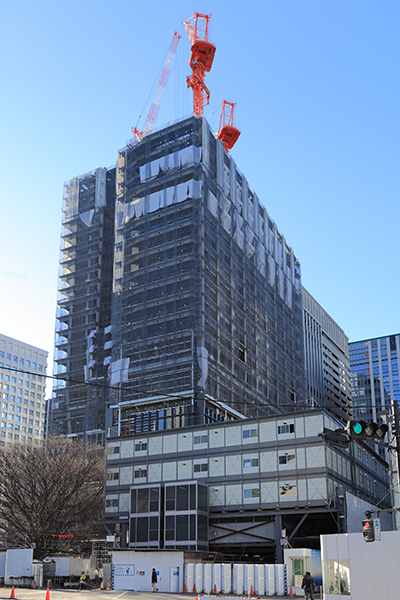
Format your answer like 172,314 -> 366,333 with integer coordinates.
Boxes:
10,587 -> 15,599
193,583 -> 197,594
45,588 -> 50,600
214,584 -> 217,594
100,580 -> 104,590
184,583 -> 187,593
33,581 -> 37,589
250,585 -> 254,596
289,586 -> 293,597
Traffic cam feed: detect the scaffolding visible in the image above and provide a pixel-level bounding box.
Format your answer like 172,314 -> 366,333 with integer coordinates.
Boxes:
51,116 -> 309,440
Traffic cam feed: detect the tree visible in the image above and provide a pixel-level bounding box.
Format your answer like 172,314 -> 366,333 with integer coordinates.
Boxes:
0,436 -> 105,560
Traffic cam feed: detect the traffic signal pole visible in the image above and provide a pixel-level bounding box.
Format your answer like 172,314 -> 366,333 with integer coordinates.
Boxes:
391,399 -> 400,527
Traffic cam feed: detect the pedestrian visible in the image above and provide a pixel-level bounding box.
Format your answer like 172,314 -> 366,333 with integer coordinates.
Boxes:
151,568 -> 159,592
79,571 -> 87,590
301,571 -> 316,600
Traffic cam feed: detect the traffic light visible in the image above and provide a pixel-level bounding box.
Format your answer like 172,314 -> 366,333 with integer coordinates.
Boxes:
346,420 -> 389,441
362,514 -> 375,542
320,428 -> 349,449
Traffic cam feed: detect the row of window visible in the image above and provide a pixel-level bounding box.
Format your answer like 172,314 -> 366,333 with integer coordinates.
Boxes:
0,431 -> 35,442
106,484 -> 299,508
108,424 -> 295,456
0,372 -> 44,384
0,422 -> 41,435
110,454 -> 296,481
0,353 -> 44,370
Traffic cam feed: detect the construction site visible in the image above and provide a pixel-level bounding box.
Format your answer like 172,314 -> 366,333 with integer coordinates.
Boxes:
47,12 -> 381,567
51,13 -> 308,443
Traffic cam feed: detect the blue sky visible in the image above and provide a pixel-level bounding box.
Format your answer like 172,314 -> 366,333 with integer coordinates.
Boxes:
1,0 -> 399,380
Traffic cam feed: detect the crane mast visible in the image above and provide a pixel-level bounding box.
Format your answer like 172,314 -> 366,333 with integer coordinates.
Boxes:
183,12 -> 216,117
132,31 -> 181,143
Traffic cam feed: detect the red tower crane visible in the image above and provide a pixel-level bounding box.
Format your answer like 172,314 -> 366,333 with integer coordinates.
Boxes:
218,100 -> 241,153
183,12 -> 216,117
132,30 -> 181,143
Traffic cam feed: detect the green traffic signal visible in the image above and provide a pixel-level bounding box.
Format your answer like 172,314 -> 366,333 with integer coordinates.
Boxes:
352,421 -> 365,435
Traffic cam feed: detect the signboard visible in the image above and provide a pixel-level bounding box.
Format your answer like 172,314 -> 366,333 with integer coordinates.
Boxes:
373,518 -> 381,541
113,564 -> 136,576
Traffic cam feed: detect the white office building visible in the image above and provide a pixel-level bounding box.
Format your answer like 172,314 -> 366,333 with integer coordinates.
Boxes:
0,334 -> 48,444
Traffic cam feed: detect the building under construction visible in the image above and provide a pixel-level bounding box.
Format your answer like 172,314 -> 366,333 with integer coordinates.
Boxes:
50,115 -> 309,442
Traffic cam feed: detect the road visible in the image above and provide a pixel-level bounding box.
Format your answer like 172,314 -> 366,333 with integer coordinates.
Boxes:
0,591 -> 321,600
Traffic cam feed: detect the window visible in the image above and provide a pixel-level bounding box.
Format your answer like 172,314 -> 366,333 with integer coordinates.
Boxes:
6,354 -> 11,360
1,423 -> 5,429
0,351 -> 3,358
194,435 -> 207,444
107,472 -> 119,481
243,458 -> 259,468
26,360 -> 30,367
11,377 -> 16,383
32,362 -> 36,369
134,469 -> 147,478
135,442 -> 147,451
194,463 -> 208,472
2,404 -> 7,409
279,454 -> 296,465
106,499 -> 118,508
279,483 -> 297,496
1,413 -> 6,419
107,446 -> 119,455
19,358 -> 24,365
243,429 -> 258,439
278,423 -> 295,434
244,488 -> 260,498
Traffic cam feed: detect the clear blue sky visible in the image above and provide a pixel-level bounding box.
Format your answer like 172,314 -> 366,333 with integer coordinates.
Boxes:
1,0 -> 399,382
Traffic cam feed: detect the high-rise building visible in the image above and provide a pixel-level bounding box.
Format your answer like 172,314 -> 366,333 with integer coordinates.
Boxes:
349,334 -> 400,424
0,334 -> 48,444
50,116 -> 308,442
349,333 -> 400,525
302,288 -> 352,425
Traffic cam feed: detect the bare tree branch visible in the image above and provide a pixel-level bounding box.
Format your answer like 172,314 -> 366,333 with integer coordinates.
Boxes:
0,437 -> 105,560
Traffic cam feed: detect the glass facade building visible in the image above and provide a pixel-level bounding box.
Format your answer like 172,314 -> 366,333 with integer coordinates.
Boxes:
349,334 -> 400,424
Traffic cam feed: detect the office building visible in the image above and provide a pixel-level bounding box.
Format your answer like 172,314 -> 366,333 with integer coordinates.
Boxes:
0,334 -> 48,444
350,333 -> 400,524
302,288 -> 352,425
50,116 -> 308,442
349,334 -> 400,423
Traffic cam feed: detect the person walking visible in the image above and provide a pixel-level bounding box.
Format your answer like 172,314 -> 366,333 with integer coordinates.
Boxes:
151,568 -> 159,592
301,571 -> 316,600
